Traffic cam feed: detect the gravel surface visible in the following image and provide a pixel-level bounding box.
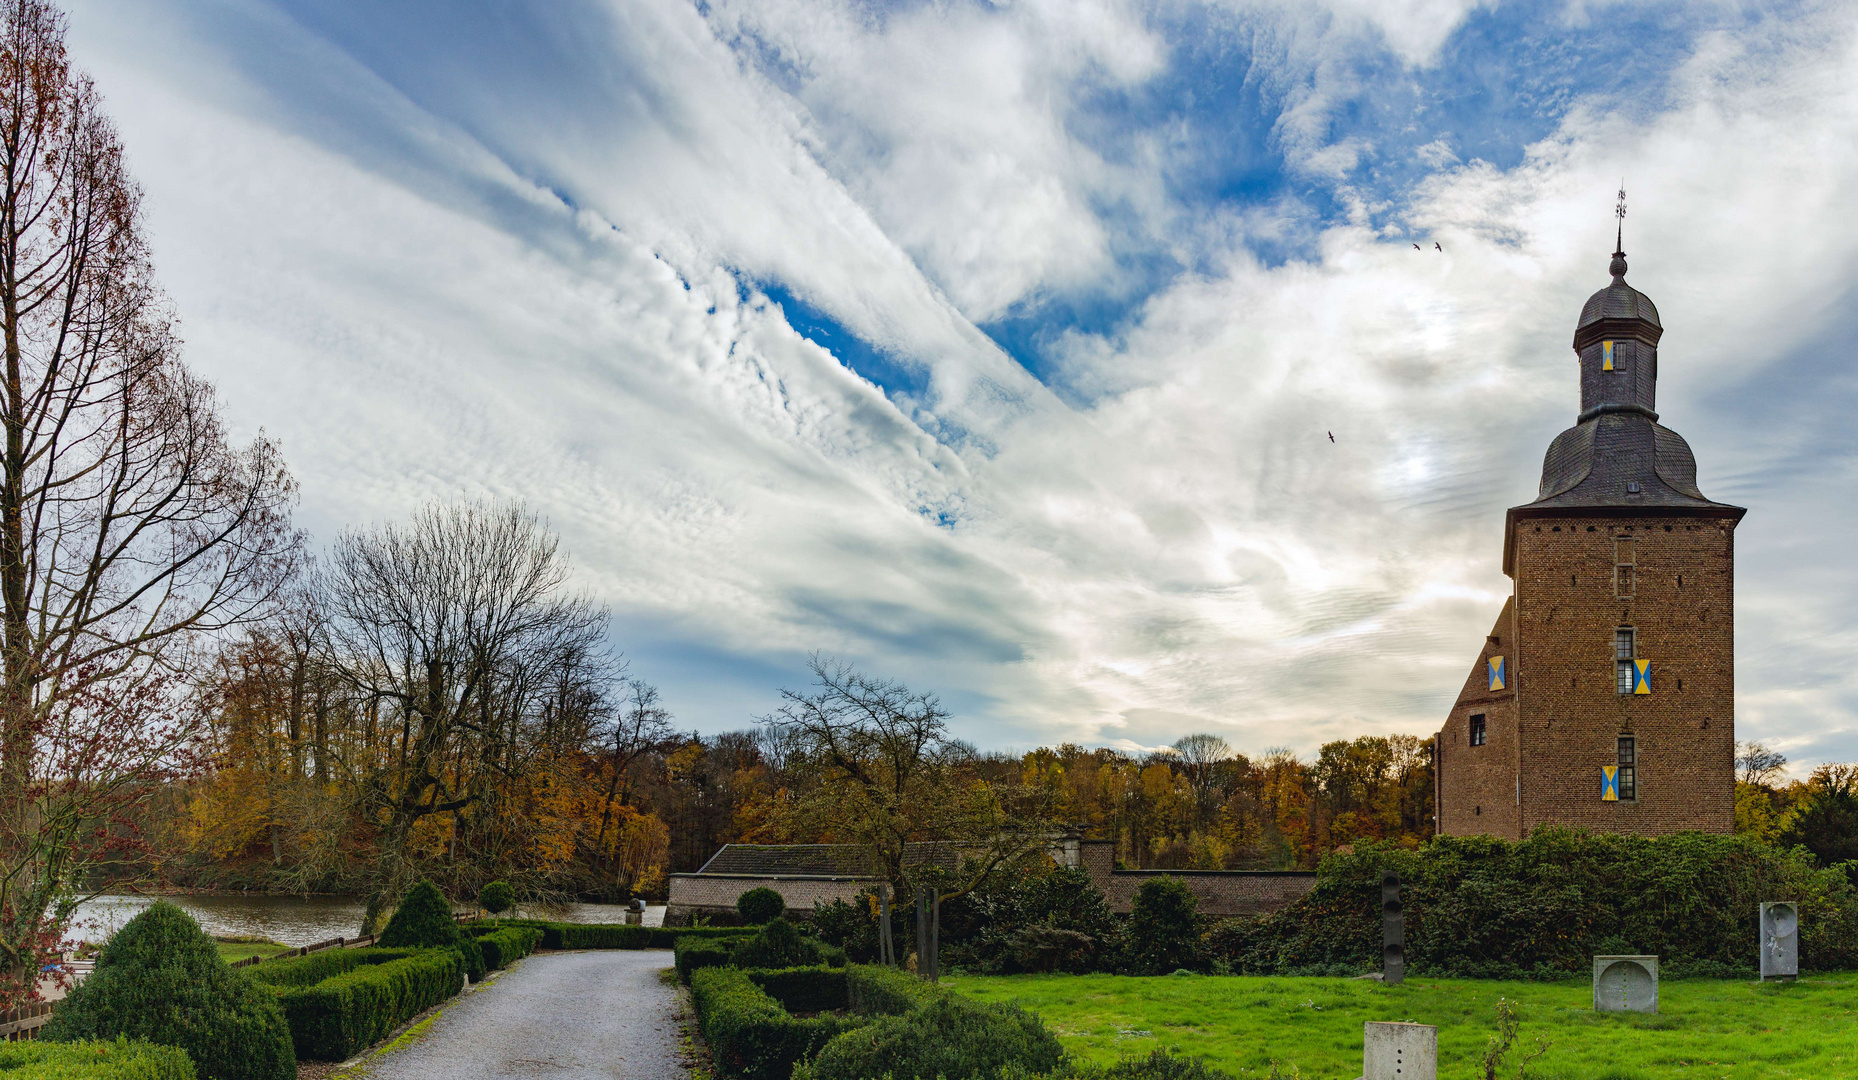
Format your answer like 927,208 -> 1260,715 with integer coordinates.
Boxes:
356,951 -> 689,1080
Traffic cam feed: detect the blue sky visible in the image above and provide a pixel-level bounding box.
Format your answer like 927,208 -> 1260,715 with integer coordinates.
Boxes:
65,0 -> 1858,771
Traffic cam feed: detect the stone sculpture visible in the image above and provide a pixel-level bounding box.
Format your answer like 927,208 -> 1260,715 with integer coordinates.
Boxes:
1361,1021 -> 1436,1080
1592,955 -> 1658,1013
1760,902 -> 1798,982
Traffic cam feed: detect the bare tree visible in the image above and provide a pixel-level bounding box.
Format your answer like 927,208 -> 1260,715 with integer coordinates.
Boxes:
318,501 -> 607,933
588,678 -> 675,890
759,656 -> 1057,902
0,0 -> 299,1001
1735,741 -> 1787,787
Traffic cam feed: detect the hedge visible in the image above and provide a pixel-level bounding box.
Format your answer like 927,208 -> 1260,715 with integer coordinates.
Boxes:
378,882 -> 484,983
690,967 -> 857,1079
800,994 -> 1064,1080
474,926 -> 542,971
844,964 -> 946,1016
485,920 -> 755,951
744,967 -> 846,1014
243,947 -> 421,989
1211,829 -> 1858,979
675,937 -> 735,984
0,1039 -> 198,1079
248,948 -> 464,1060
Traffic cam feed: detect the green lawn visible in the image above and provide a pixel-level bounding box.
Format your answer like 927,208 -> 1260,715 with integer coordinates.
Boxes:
214,938 -> 293,964
947,972 -> 1858,1080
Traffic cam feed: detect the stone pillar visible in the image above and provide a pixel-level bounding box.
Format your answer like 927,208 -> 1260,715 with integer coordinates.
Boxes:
1381,871 -> 1404,985
1592,956 -> 1658,1013
1760,902 -> 1798,982
1362,1021 -> 1435,1080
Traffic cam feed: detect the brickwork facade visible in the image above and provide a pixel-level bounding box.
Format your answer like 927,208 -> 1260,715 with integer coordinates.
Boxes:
666,873 -> 875,925
1077,841 -> 1315,915
1434,249 -> 1741,838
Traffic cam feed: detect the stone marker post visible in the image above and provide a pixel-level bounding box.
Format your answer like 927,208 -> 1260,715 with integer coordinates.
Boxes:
1362,1021 -> 1435,1080
915,887 -> 928,979
1760,902 -> 1798,982
1592,956 -> 1658,1013
878,883 -> 895,967
1381,871 -> 1404,985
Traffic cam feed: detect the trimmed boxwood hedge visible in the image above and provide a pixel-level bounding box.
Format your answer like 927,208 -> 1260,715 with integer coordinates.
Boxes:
486,920 -> 755,951
843,964 -> 944,1016
474,926 -> 542,971
247,948 -> 464,1061
675,937 -> 735,984
378,882 -> 484,983
744,966 -> 846,1014
0,1038 -> 198,1079
690,967 -> 858,1079
800,995 -> 1064,1080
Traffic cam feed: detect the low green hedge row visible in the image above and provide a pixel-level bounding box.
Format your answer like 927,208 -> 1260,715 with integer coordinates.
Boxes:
799,994 -> 1065,1080
484,920 -> 755,951
0,1038 -> 197,1079
675,938 -> 735,983
474,926 -> 542,971
743,967 -> 846,1014
243,947 -> 420,989
690,968 -> 858,1080
249,948 -> 464,1061
843,963 -> 946,1016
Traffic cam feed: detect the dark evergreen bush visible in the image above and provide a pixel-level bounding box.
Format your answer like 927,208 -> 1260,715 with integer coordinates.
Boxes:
1209,829 -> 1858,978
1125,877 -> 1202,974
730,918 -> 822,969
478,880 -> 516,915
42,902 -> 294,1080
378,880 -> 484,981
803,994 -> 1063,1080
737,886 -> 786,925
942,865 -> 1119,975
248,948 -> 463,1061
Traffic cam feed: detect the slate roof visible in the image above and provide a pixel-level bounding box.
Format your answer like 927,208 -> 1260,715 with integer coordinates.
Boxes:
692,843 -> 961,878
1577,280 -> 1660,334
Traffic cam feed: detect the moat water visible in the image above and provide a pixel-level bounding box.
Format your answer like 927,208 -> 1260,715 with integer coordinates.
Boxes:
68,893 -> 637,945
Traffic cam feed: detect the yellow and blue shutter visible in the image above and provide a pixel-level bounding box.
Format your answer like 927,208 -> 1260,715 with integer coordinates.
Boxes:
1602,340 -> 1616,371
1488,655 -> 1506,692
1633,659 -> 1652,695
1601,765 -> 1620,801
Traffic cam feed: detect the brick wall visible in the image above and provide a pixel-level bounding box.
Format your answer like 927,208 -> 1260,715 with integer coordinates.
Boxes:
666,873 -> 876,925
1437,513 -> 1736,837
1078,841 -> 1315,916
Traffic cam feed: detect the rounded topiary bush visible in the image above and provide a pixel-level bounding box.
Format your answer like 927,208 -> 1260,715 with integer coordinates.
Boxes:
729,917 -> 820,969
1127,876 -> 1202,975
42,901 -> 294,1080
379,879 -> 485,982
478,880 -> 515,915
736,886 -> 785,925
806,995 -> 1062,1080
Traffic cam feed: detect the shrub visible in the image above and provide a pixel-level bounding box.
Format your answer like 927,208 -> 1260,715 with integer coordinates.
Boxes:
1126,877 -> 1202,975
676,937 -> 736,984
730,918 -> 822,969
244,947 -> 421,989
42,902 -> 293,1080
492,920 -> 754,950
478,881 -> 516,915
844,963 -> 944,1016
942,865 -> 1119,975
804,994 -> 1063,1080
0,1038 -> 198,1079
744,966 -> 847,1013
475,925 -> 542,970
378,880 -> 484,982
690,967 -> 855,1079
738,887 -> 786,925
1209,829 -> 1858,978
250,948 -> 464,1060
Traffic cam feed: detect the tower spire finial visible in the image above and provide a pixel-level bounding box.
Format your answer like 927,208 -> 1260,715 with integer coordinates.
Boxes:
1610,182 -> 1628,280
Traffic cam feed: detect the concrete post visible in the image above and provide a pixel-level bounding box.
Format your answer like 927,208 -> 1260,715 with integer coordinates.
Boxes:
1760,902 -> 1798,982
1362,1021 -> 1435,1080
1381,871 -> 1404,985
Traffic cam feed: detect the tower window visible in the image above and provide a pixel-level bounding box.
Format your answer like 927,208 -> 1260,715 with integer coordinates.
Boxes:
1615,628 -> 1637,695
1615,539 -> 1636,598
1469,714 -> 1487,747
1617,737 -> 1638,801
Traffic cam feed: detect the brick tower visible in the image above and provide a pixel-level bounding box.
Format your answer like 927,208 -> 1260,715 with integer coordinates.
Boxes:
1433,239 -> 1743,838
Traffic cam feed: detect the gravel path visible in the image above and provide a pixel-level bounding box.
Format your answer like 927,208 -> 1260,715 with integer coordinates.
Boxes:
356,951 -> 689,1080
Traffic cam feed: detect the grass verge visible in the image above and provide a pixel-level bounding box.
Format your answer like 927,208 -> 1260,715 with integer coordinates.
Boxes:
948,971 -> 1858,1079
214,937 -> 293,964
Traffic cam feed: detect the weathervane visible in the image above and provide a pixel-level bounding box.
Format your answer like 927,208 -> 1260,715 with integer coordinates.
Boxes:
1615,182 -> 1627,252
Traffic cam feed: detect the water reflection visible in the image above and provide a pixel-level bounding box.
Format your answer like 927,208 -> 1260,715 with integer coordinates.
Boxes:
70,894 -> 635,946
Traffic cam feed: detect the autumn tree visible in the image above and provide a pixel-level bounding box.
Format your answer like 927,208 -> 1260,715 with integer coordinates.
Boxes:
759,656 -> 1057,901
0,0 -> 299,1002
318,501 -> 607,933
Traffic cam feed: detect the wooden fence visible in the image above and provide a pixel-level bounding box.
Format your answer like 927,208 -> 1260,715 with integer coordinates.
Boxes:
0,910 -> 482,1041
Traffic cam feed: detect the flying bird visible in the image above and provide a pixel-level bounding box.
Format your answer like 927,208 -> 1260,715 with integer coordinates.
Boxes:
1328,431 -> 1335,443
1412,243 -> 1421,250
1434,242 -> 1443,252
